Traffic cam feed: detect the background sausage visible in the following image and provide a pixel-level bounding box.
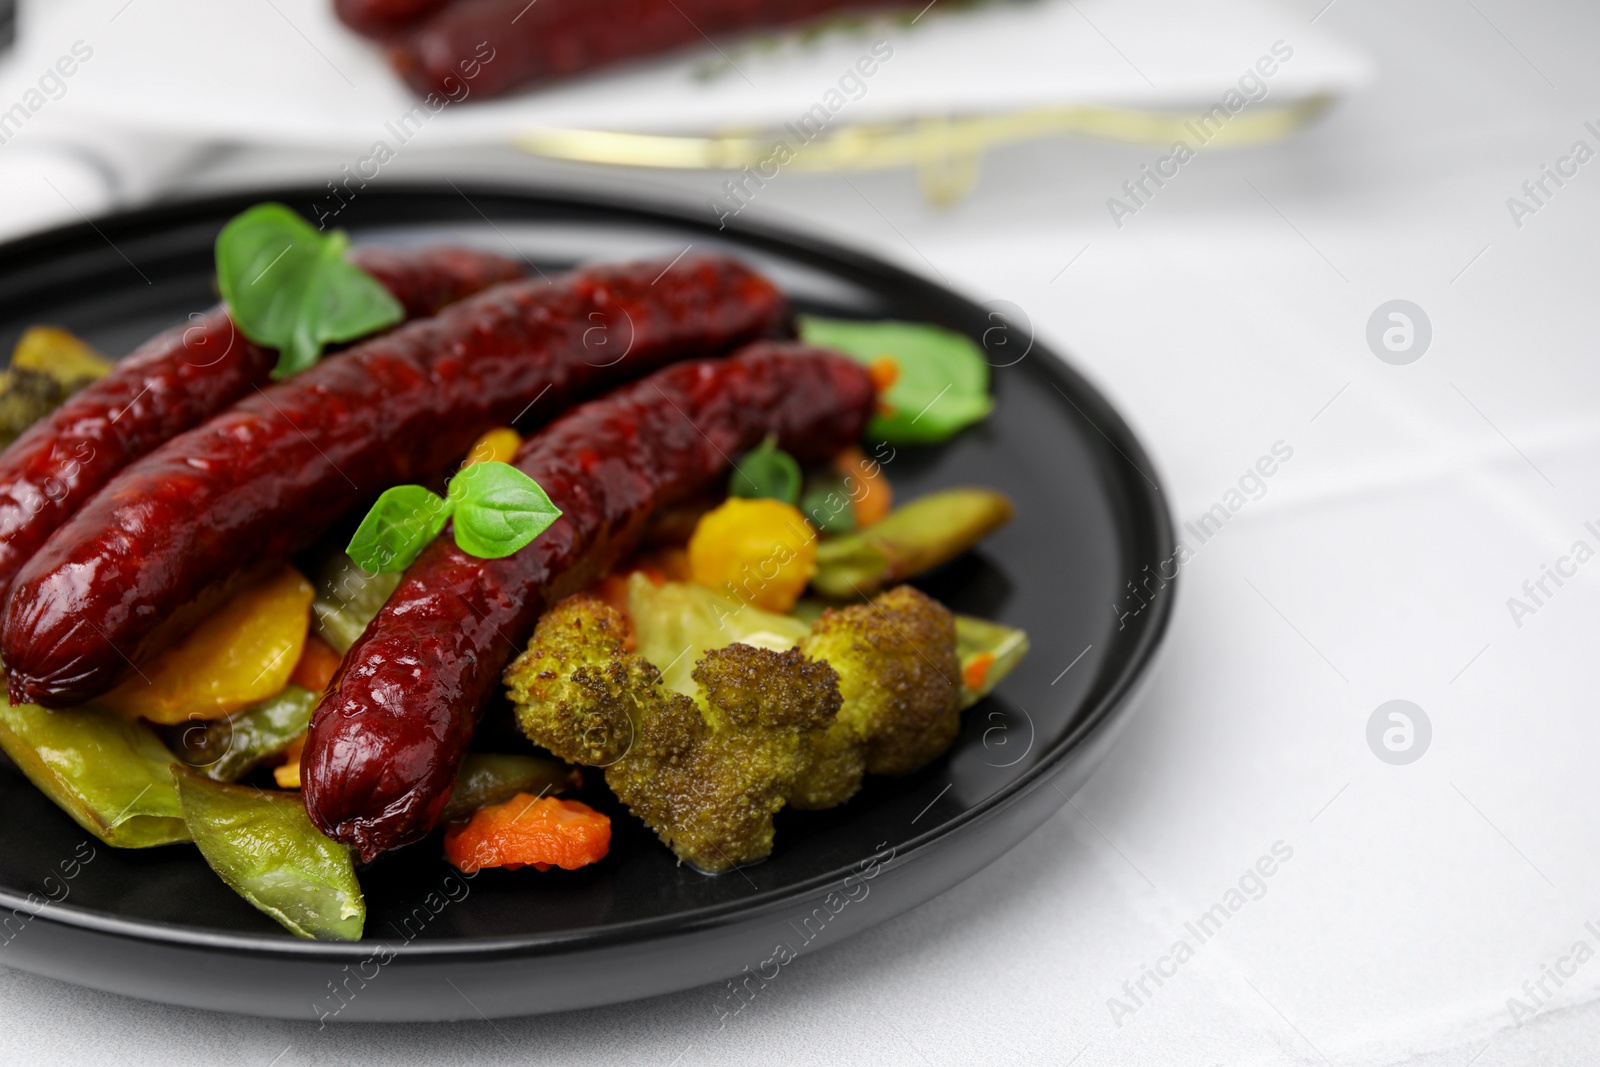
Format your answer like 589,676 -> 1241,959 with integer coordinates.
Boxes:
388,0 -> 905,100
335,0 -> 455,37
303,343 -> 874,859
0,244 -> 524,602
2,255 -> 788,708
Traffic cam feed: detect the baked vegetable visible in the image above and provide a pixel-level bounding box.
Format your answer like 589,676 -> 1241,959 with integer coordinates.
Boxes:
0,327 -> 111,449
97,565 -> 315,725
174,771 -> 365,941
0,702 -> 189,847
810,488 -> 1013,598
509,595 -> 842,870
444,795 -> 611,873
441,753 -> 582,822
509,583 -> 968,869
170,685 -> 320,783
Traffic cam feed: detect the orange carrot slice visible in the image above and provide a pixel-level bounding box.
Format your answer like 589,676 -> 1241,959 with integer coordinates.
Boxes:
834,446 -> 893,529
963,651 -> 996,693
444,794 -> 611,873
288,635 -> 342,695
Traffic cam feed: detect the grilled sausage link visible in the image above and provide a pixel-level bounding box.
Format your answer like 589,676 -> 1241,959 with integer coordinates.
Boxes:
2,255 -> 788,708
304,344 -> 873,859
335,0 -> 454,37
388,0 -> 903,100
0,244 -> 524,602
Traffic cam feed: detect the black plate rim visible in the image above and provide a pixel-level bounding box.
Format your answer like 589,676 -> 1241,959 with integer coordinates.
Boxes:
0,182 -> 1177,961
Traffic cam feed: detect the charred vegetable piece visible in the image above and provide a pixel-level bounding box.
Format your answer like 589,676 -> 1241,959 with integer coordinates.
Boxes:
811,488 -> 1013,598
174,770 -> 364,941
0,702 -> 188,847
0,327 -> 111,449
444,795 -> 611,874
626,572 -> 808,696
169,685 -> 319,783
687,497 -> 817,613
440,753 -> 581,823
309,550 -> 403,654
954,616 -> 1030,709
99,565 -> 315,725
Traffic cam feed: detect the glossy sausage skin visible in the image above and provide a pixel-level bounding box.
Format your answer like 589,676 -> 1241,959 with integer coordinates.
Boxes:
390,0 -> 904,100
303,345 -> 873,859
2,255 -> 788,708
0,245 -> 524,603
335,0 -> 455,36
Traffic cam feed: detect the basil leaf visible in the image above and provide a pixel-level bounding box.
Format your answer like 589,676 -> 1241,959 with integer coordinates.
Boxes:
729,434 -> 802,505
799,317 -> 994,445
215,203 -> 404,379
346,485 -> 450,574
448,461 -> 562,560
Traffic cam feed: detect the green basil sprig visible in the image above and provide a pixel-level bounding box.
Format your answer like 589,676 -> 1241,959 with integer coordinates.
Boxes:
799,316 -> 993,445
216,203 -> 404,379
347,462 -> 562,574
729,434 -> 801,505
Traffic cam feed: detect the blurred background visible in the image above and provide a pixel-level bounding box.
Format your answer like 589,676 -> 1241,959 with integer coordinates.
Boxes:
2,1 -> 1599,1064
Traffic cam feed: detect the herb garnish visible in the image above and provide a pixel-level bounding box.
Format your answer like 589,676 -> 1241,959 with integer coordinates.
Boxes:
346,462 -> 562,574
216,203 -> 404,379
728,434 -> 802,505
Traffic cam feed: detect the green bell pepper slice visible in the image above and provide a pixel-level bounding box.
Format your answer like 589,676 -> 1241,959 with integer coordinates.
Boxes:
172,685 -> 318,783
441,753 -> 580,822
0,702 -> 189,847
811,488 -> 1014,599
174,770 -> 364,941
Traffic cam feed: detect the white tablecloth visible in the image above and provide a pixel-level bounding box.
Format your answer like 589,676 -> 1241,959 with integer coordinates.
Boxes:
2,1 -> 1598,1063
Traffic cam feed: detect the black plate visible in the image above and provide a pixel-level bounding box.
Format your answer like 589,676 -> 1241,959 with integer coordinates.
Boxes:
0,185 -> 1173,1021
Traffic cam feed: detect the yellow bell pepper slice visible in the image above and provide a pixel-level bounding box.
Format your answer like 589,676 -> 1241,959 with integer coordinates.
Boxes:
100,565 -> 315,725
687,497 -> 817,614
464,426 -> 521,466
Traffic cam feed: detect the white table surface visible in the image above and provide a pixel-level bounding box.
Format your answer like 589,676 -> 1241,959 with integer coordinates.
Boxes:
2,1 -> 1599,1064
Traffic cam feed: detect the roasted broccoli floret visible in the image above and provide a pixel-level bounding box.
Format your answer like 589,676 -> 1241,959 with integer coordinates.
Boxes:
507,583 -> 965,870
800,584 -> 962,776
608,643 -> 841,869
504,595 -> 650,767
507,596 -> 844,870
